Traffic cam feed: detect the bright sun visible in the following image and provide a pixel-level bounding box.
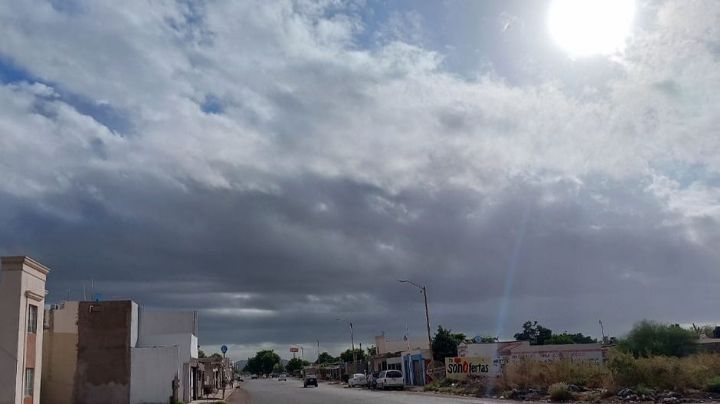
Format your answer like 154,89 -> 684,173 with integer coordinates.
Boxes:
548,0 -> 635,58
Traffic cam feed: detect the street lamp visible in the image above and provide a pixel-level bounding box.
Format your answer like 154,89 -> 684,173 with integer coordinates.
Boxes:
398,280 -> 433,355
336,318 -> 356,364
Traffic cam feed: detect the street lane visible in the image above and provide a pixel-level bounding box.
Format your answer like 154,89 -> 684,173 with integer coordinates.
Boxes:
232,378 -> 500,404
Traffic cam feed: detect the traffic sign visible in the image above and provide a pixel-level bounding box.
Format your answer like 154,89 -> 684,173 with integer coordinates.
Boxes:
289,346 -> 299,353
221,345 -> 228,354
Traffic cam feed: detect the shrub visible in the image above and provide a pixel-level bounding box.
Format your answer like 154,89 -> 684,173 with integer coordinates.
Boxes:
549,383 -> 573,402
423,378 -> 454,392
634,384 -> 655,396
619,320 -> 697,358
706,376 -> 720,393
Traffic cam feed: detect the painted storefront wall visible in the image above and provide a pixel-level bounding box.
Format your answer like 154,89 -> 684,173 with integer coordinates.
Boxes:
448,341 -> 605,380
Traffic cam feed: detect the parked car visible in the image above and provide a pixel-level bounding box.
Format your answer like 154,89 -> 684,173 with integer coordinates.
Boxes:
348,373 -> 367,387
278,373 -> 287,381
251,374 -> 258,379
376,370 -> 404,390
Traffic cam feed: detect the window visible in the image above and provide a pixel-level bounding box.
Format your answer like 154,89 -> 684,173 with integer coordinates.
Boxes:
24,368 -> 34,397
27,305 -> 38,334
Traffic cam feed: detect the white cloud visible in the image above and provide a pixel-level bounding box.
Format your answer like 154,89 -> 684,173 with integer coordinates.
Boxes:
1,0 -> 720,344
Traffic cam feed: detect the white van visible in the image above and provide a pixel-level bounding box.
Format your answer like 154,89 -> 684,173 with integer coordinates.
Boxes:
376,370 -> 404,390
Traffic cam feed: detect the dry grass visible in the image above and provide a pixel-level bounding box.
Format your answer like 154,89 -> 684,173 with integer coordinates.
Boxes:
493,351 -> 720,393
430,351 -> 720,399
608,351 -> 720,391
495,359 -> 612,391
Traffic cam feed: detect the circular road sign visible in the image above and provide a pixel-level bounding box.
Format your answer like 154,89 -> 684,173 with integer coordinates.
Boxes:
221,345 -> 228,354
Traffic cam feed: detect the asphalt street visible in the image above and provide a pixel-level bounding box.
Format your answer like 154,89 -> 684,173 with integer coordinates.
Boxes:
230,378 -> 501,404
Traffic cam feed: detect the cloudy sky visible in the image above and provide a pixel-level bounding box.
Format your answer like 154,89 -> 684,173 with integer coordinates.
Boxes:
1,0 -> 720,361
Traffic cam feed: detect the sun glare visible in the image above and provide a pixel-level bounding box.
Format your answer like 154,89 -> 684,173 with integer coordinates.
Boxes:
548,0 -> 635,58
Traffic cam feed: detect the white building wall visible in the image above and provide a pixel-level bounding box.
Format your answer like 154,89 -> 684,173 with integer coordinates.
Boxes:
138,309 -> 198,337
136,310 -> 198,402
130,346 -> 179,404
130,302 -> 139,348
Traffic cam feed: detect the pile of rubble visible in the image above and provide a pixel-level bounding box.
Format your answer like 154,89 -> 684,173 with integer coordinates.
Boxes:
616,387 -> 720,403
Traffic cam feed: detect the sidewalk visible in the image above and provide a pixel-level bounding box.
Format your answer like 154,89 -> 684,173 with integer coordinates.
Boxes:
189,385 -> 237,403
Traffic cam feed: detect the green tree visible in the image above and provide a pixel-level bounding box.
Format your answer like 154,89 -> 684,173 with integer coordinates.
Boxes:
546,333 -> 575,344
315,352 -> 336,364
619,320 -> 697,358
198,349 -> 206,358
432,325 -> 465,361
546,332 -> 597,345
242,350 -> 282,375
514,321 -> 553,345
340,348 -> 367,362
286,357 -> 310,373
478,336 -> 498,343
209,353 -> 223,361
567,332 -> 597,344
272,362 -> 285,373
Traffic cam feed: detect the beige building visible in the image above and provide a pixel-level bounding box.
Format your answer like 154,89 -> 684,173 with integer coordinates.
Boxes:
0,256 -> 51,404
40,301 -> 79,404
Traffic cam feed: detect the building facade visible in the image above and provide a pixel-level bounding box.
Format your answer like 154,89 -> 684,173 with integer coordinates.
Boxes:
41,300 -> 201,404
41,301 -> 79,404
0,256 -> 51,404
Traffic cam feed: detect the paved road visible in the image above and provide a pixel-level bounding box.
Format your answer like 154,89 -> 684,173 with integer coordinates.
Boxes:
230,378 -> 500,404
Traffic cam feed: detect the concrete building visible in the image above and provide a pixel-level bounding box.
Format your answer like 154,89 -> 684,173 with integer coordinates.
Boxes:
41,301 -> 79,404
369,334 -> 430,379
0,256 -> 50,404
198,357 -> 232,395
74,300 -> 137,404
41,300 -> 201,404
375,334 -> 428,355
400,348 -> 433,387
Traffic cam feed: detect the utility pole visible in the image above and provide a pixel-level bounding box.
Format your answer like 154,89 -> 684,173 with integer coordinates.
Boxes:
336,318 -> 356,367
398,280 -> 433,358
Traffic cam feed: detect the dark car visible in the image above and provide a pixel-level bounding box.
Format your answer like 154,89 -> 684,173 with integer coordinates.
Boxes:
303,373 -> 318,388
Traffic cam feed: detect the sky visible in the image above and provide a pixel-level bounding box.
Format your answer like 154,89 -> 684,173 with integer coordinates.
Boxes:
1,0 -> 720,362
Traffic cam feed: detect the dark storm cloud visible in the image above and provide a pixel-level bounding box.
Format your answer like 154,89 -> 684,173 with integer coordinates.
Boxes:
2,171 -> 718,350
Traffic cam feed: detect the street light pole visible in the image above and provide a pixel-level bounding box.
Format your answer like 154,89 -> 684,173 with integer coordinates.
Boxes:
398,280 -> 433,355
